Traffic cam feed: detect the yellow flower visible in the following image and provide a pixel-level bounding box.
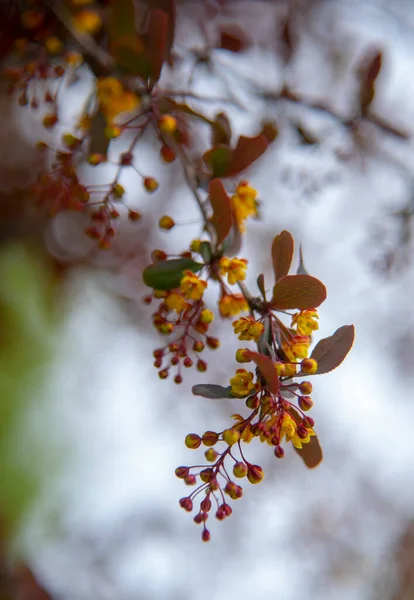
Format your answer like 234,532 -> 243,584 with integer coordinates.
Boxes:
292,309 -> 319,336
230,369 -> 257,398
280,413 -> 315,449
165,292 -> 189,313
232,414 -> 254,443
73,9 -> 102,35
219,257 -> 248,285
219,293 -> 248,318
232,316 -> 264,342
180,271 -> 207,301
283,335 -> 311,362
231,181 -> 259,232
96,77 -> 140,124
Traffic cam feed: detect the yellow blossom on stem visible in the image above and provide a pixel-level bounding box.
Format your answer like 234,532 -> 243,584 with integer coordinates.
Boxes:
219,293 -> 248,318
73,9 -> 102,35
232,316 -> 264,342
280,413 -> 315,449
291,309 -> 319,336
165,292 -> 189,313
282,335 -> 311,361
180,271 -> 207,301
219,257 -> 248,285
96,77 -> 139,123
230,369 -> 257,398
231,181 -> 258,232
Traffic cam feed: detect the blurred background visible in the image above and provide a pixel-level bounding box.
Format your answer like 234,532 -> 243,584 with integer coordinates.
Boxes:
1,0 -> 414,598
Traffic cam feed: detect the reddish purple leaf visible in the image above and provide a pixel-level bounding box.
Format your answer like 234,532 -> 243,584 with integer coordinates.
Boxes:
209,179 -> 233,247
146,8 -> 169,82
228,133 -> 269,176
245,351 -> 279,395
309,325 -> 355,375
219,26 -> 249,53
271,230 -> 294,282
270,274 -> 327,310
294,435 -> 323,468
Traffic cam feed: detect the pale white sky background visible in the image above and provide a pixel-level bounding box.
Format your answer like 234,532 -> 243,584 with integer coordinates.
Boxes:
12,1 -> 414,598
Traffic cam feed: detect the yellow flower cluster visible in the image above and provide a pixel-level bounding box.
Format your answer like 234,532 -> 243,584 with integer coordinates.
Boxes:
233,316 -> 264,342
282,334 -> 311,362
291,309 -> 319,336
180,271 -> 207,301
219,293 -> 248,318
230,369 -> 257,398
219,257 -> 248,285
231,181 -> 258,232
280,413 -> 315,449
96,77 -> 139,124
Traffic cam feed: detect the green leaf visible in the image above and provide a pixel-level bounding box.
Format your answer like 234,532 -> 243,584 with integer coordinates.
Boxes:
203,145 -> 233,178
192,384 -> 233,399
271,230 -> 294,282
294,435 -> 323,468
245,351 -> 279,394
142,258 -> 203,290
270,274 -> 327,310
305,325 -> 355,375
199,241 -> 212,263
209,179 -> 233,247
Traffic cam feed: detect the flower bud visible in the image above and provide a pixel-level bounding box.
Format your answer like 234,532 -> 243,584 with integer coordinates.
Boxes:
222,428 -> 240,446
184,475 -> 196,485
143,177 -> 159,193
193,341 -> 205,352
199,309 -> 214,324
296,424 -> 309,439
151,249 -> 167,261
206,337 -> 220,349
128,210 -> 142,222
200,468 -> 213,483
274,445 -> 284,459
175,466 -> 189,479
160,145 -> 176,163
299,381 -> 313,395
247,464 -> 264,484
200,496 -> 212,512
233,462 -> 248,478
183,357 -> 193,368
298,395 -> 313,411
205,448 -> 218,462
302,416 -> 314,428
174,374 -> 183,384
185,433 -> 201,449
159,115 -> 177,134
87,153 -> 106,166
196,359 -> 207,372
202,431 -> 219,447
245,395 -> 260,409
301,358 -> 318,374
201,529 -> 211,542
236,348 -> 251,363
158,369 -> 168,379
159,215 -> 175,230
179,497 -> 193,512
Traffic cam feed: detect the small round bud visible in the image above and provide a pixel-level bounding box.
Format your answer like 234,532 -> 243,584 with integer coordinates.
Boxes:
185,433 -> 201,449
190,239 -> 201,252
274,445 -> 284,459
175,466 -> 189,479
87,153 -> 106,166
302,416 -> 314,428
236,348 -> 251,363
196,359 -> 207,372
128,210 -> 142,222
261,393 -> 275,412
233,462 -> 248,478
45,36 -> 63,54
222,428 -> 240,446
247,464 -> 264,484
199,309 -> 214,324
224,482 -> 243,500
112,183 -> 125,198
202,431 -> 219,447
193,341 -> 205,352
245,395 -> 260,409
206,337 -> 220,350
200,496 -> 212,512
201,529 -> 211,542
174,374 -> 183,384
151,249 -> 167,262
301,358 -> 318,374
159,215 -> 175,230
179,497 -> 193,512
143,177 -> 159,193
160,145 -> 176,163
158,369 -> 168,379
184,475 -> 196,485
298,395 -> 313,412
171,356 -> 179,366
42,113 -> 58,128
194,512 -> 208,524
205,448 -> 218,462
159,114 -> 177,134
209,477 -> 219,491
296,424 -> 309,439
183,357 -> 193,368
120,151 -> 133,166
299,381 -> 313,395
200,468 -> 213,483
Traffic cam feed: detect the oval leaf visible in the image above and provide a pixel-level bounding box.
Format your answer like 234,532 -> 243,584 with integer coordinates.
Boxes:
229,133 -> 269,176
307,325 -> 355,375
245,351 -> 279,394
271,230 -> 294,282
294,435 -> 323,468
257,273 -> 266,299
209,179 -> 233,247
143,258 -> 203,291
270,274 -> 326,310
192,384 -> 233,399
